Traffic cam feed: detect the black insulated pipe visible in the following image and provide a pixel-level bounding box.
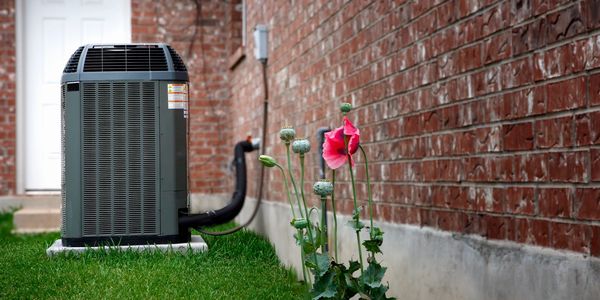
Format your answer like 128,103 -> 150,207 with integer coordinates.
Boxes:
179,140 -> 257,228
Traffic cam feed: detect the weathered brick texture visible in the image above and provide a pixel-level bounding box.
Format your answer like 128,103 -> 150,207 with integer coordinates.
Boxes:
229,0 -> 600,257
0,0 -> 15,195
132,0 -> 236,194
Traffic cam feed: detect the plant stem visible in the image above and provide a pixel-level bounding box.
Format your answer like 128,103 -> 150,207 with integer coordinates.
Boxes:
348,161 -> 364,274
320,196 -> 328,253
279,163 -> 305,282
331,169 -> 338,262
286,145 -> 304,218
276,164 -> 296,219
359,145 -> 374,235
298,229 -> 309,283
299,155 -> 319,274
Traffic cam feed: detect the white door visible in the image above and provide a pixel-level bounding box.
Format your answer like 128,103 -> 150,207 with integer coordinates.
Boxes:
23,0 -> 131,192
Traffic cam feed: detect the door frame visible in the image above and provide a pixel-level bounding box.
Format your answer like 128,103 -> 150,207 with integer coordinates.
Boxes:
15,0 -> 132,194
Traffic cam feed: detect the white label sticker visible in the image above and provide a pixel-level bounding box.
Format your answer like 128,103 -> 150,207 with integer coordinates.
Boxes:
167,83 -> 188,110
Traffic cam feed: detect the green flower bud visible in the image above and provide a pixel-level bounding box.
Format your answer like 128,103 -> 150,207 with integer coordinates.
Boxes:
279,126 -> 296,143
340,102 -> 352,113
313,180 -> 333,197
291,218 -> 308,229
291,138 -> 311,155
258,155 -> 277,168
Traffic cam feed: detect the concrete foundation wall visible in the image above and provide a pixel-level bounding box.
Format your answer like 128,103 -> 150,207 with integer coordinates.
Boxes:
238,197 -> 600,300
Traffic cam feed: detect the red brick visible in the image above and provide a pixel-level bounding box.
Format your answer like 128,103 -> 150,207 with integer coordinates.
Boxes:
590,73 -> 600,105
486,215 -> 507,240
591,149 -> 600,181
583,0 -> 600,30
512,18 -> 546,55
574,189 -> 600,220
505,187 -> 535,215
502,122 -> 534,151
546,5 -> 586,44
592,226 -> 600,256
546,77 -> 586,112
535,116 -> 573,149
483,31 -> 511,64
529,219 -> 551,247
575,111 -> 600,145
538,188 -> 572,218
544,40 -> 589,79
546,151 -> 588,182
515,153 -> 547,182
475,126 -> 501,152
501,58 -> 533,89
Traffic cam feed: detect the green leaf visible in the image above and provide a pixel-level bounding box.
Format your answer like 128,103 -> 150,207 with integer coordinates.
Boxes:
311,270 -> 337,300
347,260 -> 361,274
363,239 -> 383,254
305,253 -> 330,277
361,260 -> 387,289
329,261 -> 358,299
302,239 -> 316,254
368,284 -> 395,300
370,226 -> 384,241
347,219 -> 365,231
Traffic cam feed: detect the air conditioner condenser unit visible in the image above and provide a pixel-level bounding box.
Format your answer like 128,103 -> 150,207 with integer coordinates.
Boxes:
59,44 -> 255,248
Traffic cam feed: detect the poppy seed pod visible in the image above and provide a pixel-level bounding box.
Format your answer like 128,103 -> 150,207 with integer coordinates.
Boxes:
279,126 -> 296,143
292,138 -> 311,155
313,180 -> 333,197
340,102 -> 352,113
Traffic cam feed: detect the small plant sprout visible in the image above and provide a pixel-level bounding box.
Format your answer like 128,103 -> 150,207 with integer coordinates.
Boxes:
259,106 -> 393,299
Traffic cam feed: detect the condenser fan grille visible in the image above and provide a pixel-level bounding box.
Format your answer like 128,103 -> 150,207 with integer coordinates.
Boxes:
81,82 -> 159,236
83,45 -> 169,72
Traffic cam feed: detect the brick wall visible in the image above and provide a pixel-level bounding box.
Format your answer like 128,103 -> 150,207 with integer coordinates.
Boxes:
230,0 -> 600,257
0,0 -> 15,195
131,0 -> 234,194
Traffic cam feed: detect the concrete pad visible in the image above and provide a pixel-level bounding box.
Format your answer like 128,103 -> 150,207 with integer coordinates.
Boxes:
46,235 -> 208,257
13,208 -> 61,233
0,195 -> 60,211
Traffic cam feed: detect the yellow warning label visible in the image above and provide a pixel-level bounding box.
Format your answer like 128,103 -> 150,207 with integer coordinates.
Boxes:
167,83 -> 188,110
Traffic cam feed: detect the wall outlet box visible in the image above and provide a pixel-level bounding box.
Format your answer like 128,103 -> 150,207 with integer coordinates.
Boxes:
254,25 -> 268,62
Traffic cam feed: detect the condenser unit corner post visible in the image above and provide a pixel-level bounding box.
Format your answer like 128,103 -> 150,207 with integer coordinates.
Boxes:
60,44 -> 190,246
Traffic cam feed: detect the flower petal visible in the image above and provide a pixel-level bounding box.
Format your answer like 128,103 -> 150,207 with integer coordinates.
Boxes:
347,130 -> 360,155
323,150 -> 347,169
343,117 -> 359,136
323,126 -> 348,169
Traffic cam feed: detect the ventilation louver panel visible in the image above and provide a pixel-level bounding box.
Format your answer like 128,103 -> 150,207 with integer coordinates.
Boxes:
82,82 -> 158,236
63,47 -> 84,73
166,46 -> 187,71
83,45 -> 169,72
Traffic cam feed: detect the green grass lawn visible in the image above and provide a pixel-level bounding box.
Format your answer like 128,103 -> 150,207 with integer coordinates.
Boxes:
0,212 -> 307,299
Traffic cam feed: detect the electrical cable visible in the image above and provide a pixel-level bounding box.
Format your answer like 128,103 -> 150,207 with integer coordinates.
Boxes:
194,60 -> 269,236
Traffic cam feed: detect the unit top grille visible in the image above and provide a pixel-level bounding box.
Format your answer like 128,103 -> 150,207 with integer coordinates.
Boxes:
62,44 -> 189,74
166,46 -> 187,72
63,46 -> 84,73
83,45 -> 169,72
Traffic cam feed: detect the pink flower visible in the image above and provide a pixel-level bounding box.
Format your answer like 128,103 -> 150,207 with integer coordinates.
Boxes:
323,117 -> 360,169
